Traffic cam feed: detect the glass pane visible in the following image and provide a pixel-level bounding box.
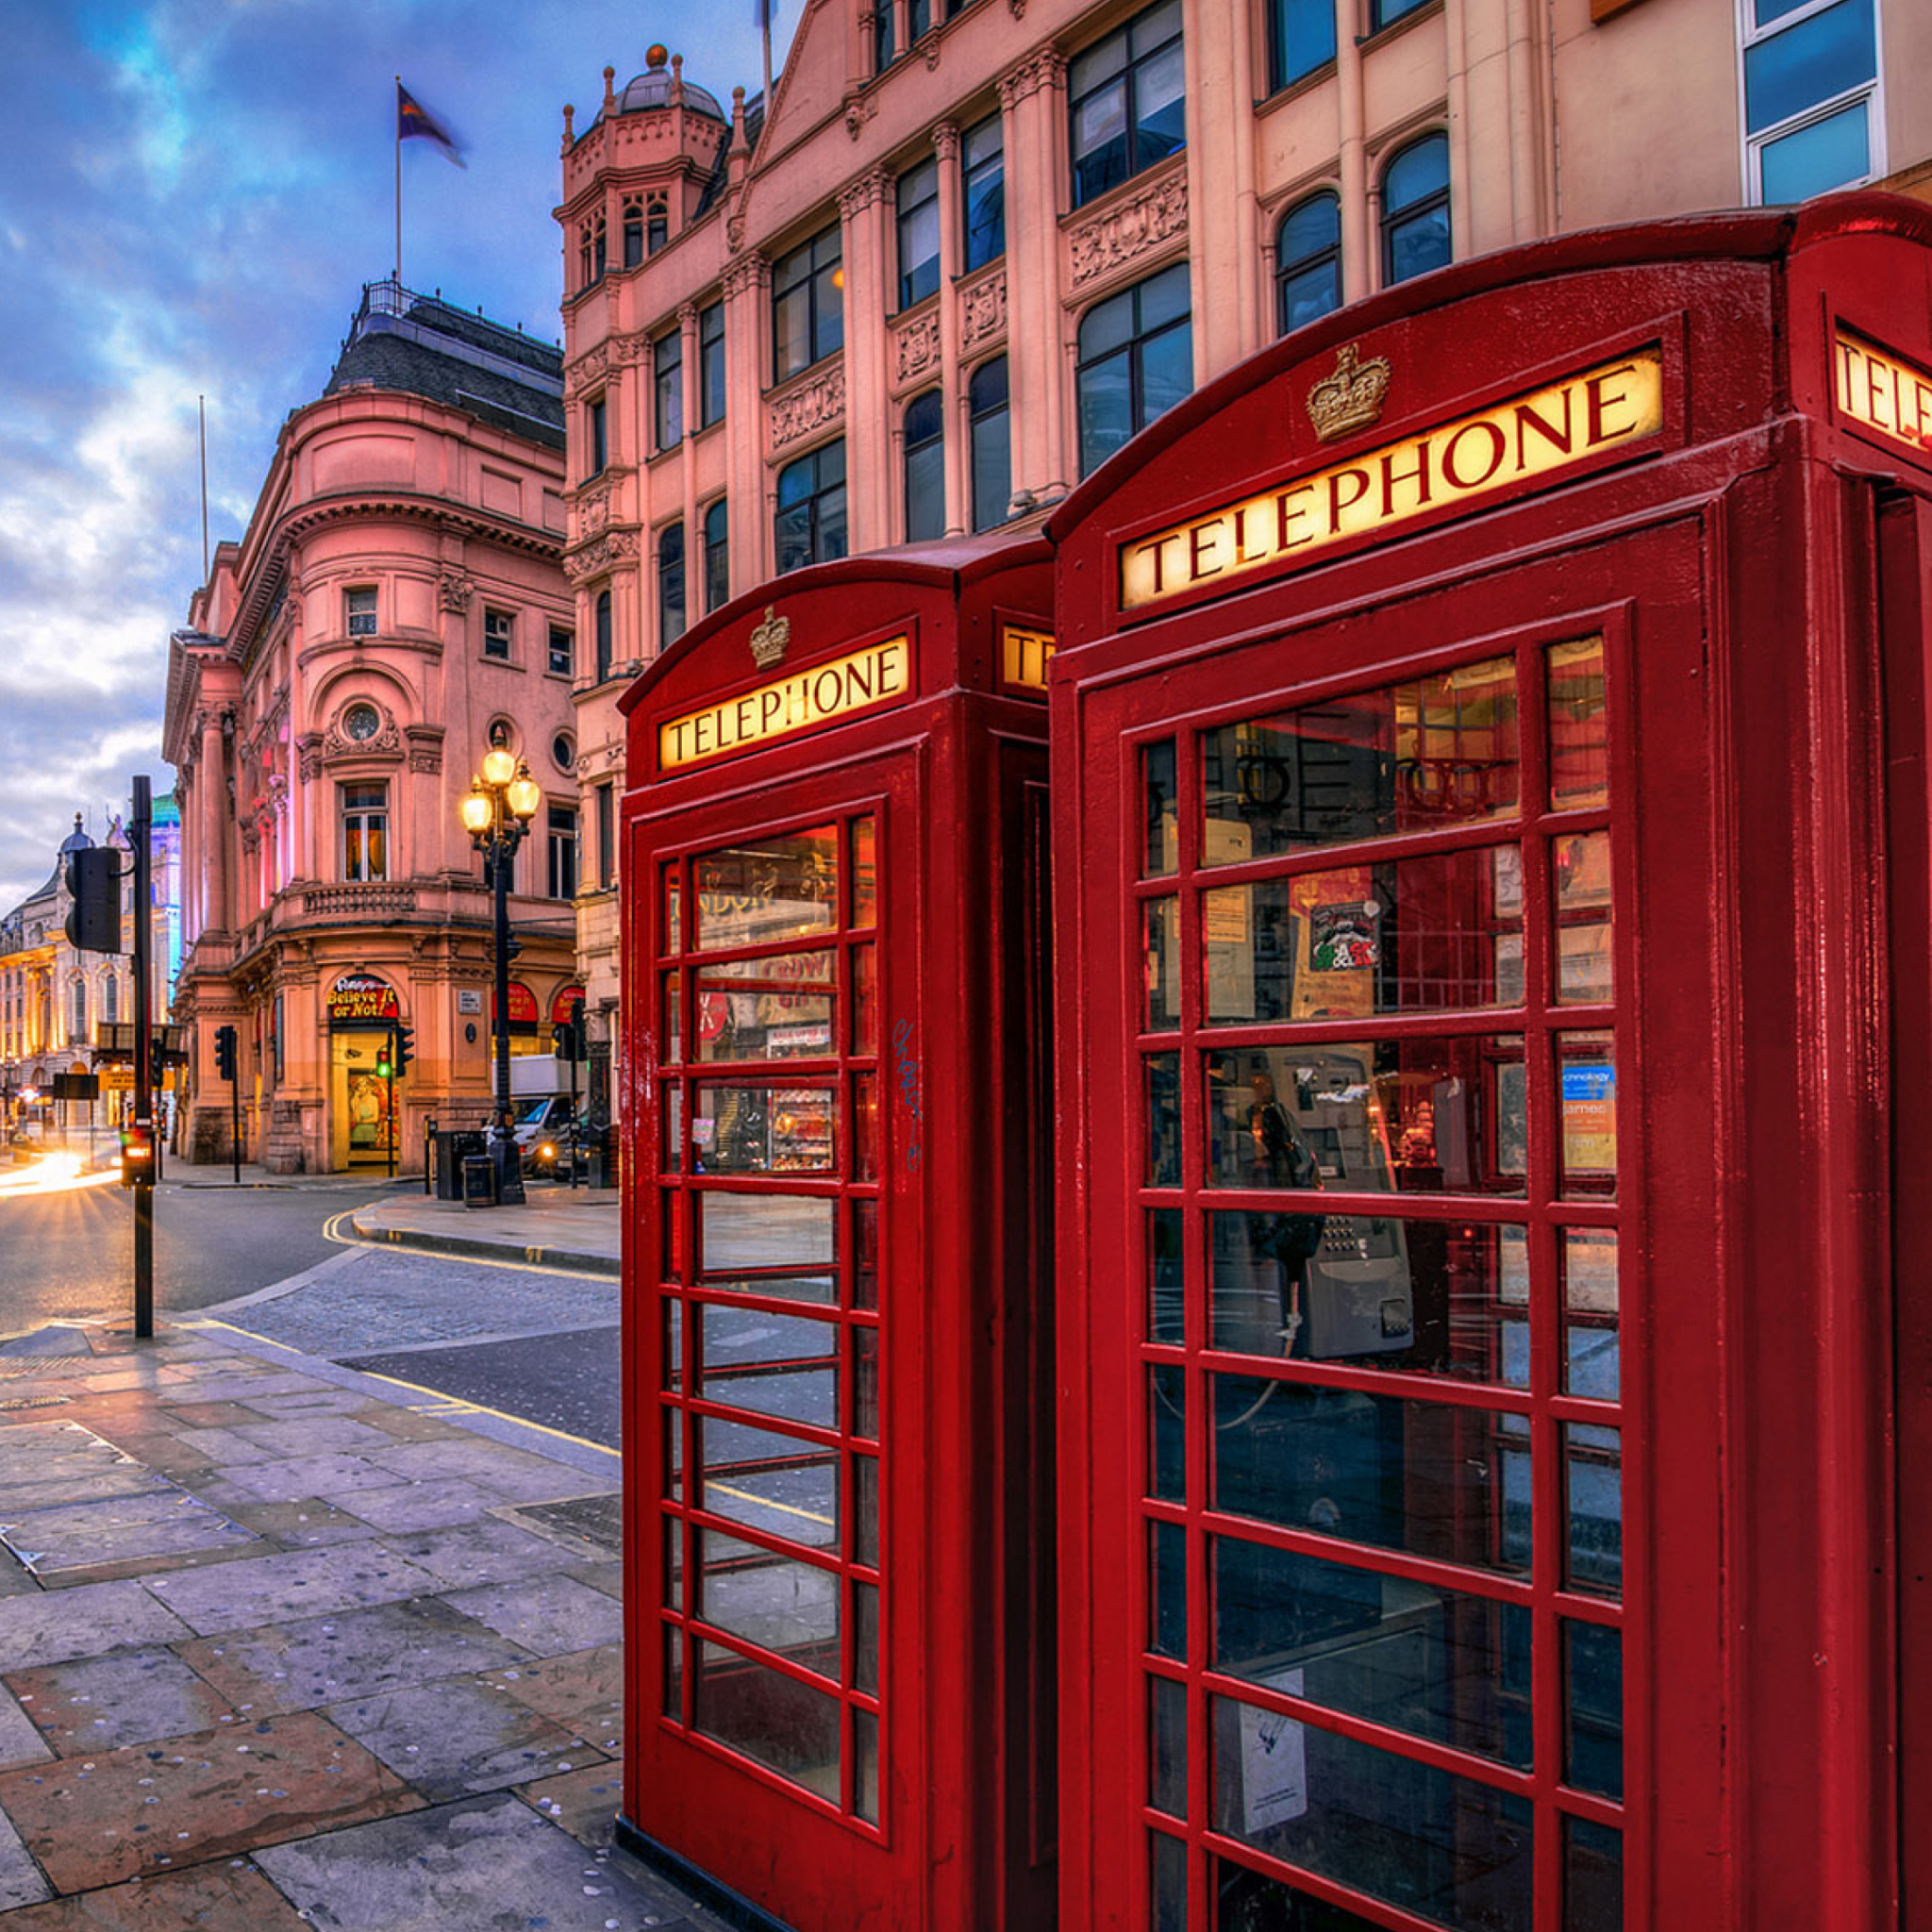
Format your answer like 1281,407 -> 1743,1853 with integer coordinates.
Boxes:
1564,1423 -> 1622,1598
662,1188 -> 684,1281
1152,1832 -> 1188,1932
854,1577 -> 879,1691
1563,1816 -> 1623,1932
1547,637 -> 1607,809
665,1298 -> 684,1390
1146,895 -> 1181,1030
1141,322 -> 1194,429
695,827 -> 838,949
1149,1053 -> 1182,1187
1562,1229 -> 1619,1400
1563,1619 -> 1623,1799
698,1526 -> 840,1660
664,1623 -> 684,1721
1203,658 -> 1519,861
1150,1674 -> 1189,1819
1210,1694 -> 1533,1932
854,1454 -> 879,1567
1211,1860 -> 1391,1932
665,1518 -> 684,1607
665,1087 -> 685,1175
696,1085 -> 838,1175
1554,833 -> 1613,1006
1151,1519 -> 1188,1659
852,945 -> 877,1055
1206,1038 -> 1529,1199
1150,1208 -> 1185,1343
851,817 -> 876,924
696,953 -> 837,1062
663,976 -> 684,1064
853,1198 -> 878,1311
852,1324 -> 878,1440
1151,1365 -> 1186,1502
1280,259 -> 1341,337
701,1191 -> 836,1274
664,1406 -> 686,1501
1211,1377 -> 1529,1576
1204,848 -> 1524,1026
695,1641 -> 840,1800
1760,98 -> 1871,200
1213,1535 -> 1532,1767
1145,739 -> 1179,875
1387,205 -> 1451,285
699,1415 -> 840,1550
854,1707 -> 880,1824
1558,1034 -> 1617,1198
1743,0 -> 1874,135
699,1304 -> 840,1430
854,1070 -> 878,1183
1210,1211 -> 1527,1381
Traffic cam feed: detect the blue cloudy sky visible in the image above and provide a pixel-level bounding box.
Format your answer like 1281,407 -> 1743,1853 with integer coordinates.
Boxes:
0,0 -> 796,913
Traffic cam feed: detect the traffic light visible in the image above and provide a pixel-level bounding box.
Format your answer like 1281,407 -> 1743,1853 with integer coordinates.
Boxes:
213,1024 -> 237,1082
375,1035 -> 393,1078
553,998 -> 586,1061
391,1024 -> 413,1077
64,848 -> 121,955
118,1122 -> 155,1188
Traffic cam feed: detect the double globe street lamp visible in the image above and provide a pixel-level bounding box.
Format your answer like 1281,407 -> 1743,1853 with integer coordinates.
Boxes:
459,746 -> 542,1206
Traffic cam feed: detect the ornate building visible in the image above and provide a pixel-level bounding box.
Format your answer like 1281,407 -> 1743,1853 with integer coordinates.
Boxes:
553,0 -> 1930,1110
162,284 -> 579,1174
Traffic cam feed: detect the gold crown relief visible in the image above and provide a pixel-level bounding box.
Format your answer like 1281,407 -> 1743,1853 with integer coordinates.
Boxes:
1306,344 -> 1392,442
748,605 -> 791,670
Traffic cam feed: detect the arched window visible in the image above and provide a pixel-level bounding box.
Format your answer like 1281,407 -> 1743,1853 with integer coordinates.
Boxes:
103,973 -> 119,1026
623,198 -> 645,268
969,358 -> 1011,532
70,976 -> 86,1044
1276,192 -> 1341,336
703,499 -> 730,614
595,589 -> 614,683
903,391 -> 945,542
647,198 -> 670,256
579,212 -> 608,291
1075,261 -> 1192,477
1380,132 -> 1451,288
774,442 -> 848,575
658,523 -> 687,647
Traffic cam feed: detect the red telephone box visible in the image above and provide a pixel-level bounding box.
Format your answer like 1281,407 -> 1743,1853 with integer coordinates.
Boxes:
1045,197 -> 1932,1932
617,540 -> 1058,1932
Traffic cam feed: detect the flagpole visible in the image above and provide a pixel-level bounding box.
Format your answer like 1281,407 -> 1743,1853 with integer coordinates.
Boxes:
394,75 -> 403,286
761,7 -> 774,116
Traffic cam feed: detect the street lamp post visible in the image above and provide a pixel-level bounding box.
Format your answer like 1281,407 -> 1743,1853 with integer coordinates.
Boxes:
460,747 -> 542,1207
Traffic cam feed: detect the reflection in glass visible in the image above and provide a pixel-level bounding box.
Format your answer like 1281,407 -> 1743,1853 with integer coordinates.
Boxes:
1151,1832 -> 1188,1932
1205,1038 -> 1527,1199
698,1303 -> 839,1429
696,952 -> 836,1062
854,1197 -> 878,1310
1151,1365 -> 1186,1502
851,817 -> 876,925
696,1085 -> 838,1174
1562,1229 -> 1619,1399
855,1706 -> 880,1824
663,869 -> 682,954
1146,895 -> 1181,1030
695,1641 -> 841,1800
1548,637 -> 1607,810
1211,1860 -> 1391,1932
1150,1674 -> 1188,1819
853,1325 -> 879,1439
665,1087 -> 685,1174
1145,739 -> 1179,876
1209,1695 -> 1533,1932
1149,1053 -> 1182,1186
1149,1208 -> 1185,1343
1563,1816 -> 1623,1932
1151,1518 -> 1187,1659
854,1454 -> 879,1567
665,1407 -> 684,1500
1210,1212 -> 1526,1379
1212,1536 -> 1531,1767
663,976 -> 683,1063
664,1622 -> 684,1720
698,1526 -> 840,1658
695,827 -> 839,950
854,1578 -> 879,1692
701,1192 -> 836,1274
854,1072 -> 878,1183
1205,848 -> 1524,1027
1555,832 -> 1613,1006
665,1517 -> 684,1608
698,1414 -> 839,1549
1564,1423 -> 1622,1597
852,945 -> 877,1054
665,1298 -> 684,1390
1558,1034 -> 1617,1198
1202,658 -> 1519,864
1211,1376 -> 1529,1576
1563,1619 -> 1623,1800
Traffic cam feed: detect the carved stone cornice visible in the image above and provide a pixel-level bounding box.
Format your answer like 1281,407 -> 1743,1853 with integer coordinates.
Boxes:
960,268 -> 1008,350
838,168 -> 890,219
998,47 -> 1063,109
677,301 -> 699,332
576,484 -> 613,539
296,732 -> 324,783
723,250 -> 771,300
405,724 -> 444,776
562,531 -> 641,585
439,571 -> 475,613
932,121 -> 959,160
893,310 -> 941,388
1068,166 -> 1189,288
768,364 -> 847,453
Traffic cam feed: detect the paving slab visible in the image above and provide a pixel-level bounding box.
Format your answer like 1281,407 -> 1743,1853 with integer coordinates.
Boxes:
254,1790 -> 702,1932
0,1686 -> 50,1773
0,1708 -> 421,1890
368,1438 -> 614,1504
228,1417 -> 399,1458
5,1648 -> 237,1757
482,1644 -> 625,1753
380,1516 -> 598,1591
197,1453 -> 411,1507
0,1799 -> 51,1908
325,1477 -> 502,1534
515,1757 -> 627,1849
441,1574 -> 625,1657
0,1494 -> 258,1576
142,1541 -> 446,1636
0,1858 -> 309,1929
0,1581 -> 193,1674
176,1597 -> 532,1715
223,1499 -> 382,1551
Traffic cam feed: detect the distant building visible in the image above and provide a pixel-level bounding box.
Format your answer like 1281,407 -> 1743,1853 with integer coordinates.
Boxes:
162,283 -> 578,1174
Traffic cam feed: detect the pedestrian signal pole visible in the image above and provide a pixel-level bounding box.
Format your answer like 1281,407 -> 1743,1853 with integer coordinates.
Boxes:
214,1024 -> 240,1184
130,777 -> 155,1338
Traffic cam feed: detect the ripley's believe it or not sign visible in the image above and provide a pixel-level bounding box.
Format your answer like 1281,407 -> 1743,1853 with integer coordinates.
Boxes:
1118,348 -> 1665,611
659,636 -> 912,770
327,974 -> 399,1026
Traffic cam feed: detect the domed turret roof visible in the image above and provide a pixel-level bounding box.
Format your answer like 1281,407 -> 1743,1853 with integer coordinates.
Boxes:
58,814 -> 92,856
603,46 -> 724,125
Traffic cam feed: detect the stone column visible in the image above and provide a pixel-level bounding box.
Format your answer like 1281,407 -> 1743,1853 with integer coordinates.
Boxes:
998,50 -> 1070,507
198,708 -> 231,936
839,169 -> 893,550
932,121 -> 969,535
722,250 -> 772,587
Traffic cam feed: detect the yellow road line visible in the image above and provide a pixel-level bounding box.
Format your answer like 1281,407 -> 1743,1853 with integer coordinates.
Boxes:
708,1482 -> 836,1528
321,1208 -> 611,1283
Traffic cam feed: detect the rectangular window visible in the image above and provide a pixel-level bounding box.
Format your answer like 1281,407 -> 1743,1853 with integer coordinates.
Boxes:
587,396 -> 608,476
483,608 -> 513,659
699,300 -> 725,427
773,227 -> 844,383
655,329 -> 684,451
703,498 -> 730,614
1742,0 -> 1879,202
595,589 -> 613,682
896,158 -> 941,309
341,783 -> 388,882
597,781 -> 616,890
659,521 -> 687,647
970,358 -> 1011,532
1069,0 -> 1186,208
1268,0 -> 1337,91
548,625 -> 574,677
345,587 -> 377,637
548,804 -> 580,901
962,117 -> 1005,273
775,441 -> 848,575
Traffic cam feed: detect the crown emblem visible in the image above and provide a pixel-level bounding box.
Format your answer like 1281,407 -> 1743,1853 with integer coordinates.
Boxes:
748,605 -> 791,670
1306,344 -> 1391,442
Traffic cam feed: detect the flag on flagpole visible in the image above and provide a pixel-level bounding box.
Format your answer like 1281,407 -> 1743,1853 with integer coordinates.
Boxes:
397,81 -> 464,166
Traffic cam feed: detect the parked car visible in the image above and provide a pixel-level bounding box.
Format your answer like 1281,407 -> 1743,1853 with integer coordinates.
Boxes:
513,1097 -> 578,1178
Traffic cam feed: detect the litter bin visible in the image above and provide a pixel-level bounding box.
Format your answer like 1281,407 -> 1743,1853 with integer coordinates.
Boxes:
460,1154 -> 497,1208
436,1129 -> 487,1200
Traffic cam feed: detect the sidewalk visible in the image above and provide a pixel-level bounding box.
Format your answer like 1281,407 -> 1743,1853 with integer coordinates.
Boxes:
0,1315 -> 707,1932
350,1185 -> 622,1277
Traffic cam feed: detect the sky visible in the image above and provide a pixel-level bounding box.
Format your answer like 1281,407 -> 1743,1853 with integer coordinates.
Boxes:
0,0 -> 798,915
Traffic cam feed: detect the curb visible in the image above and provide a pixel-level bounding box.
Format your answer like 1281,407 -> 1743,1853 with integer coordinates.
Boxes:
347,1211 -> 621,1277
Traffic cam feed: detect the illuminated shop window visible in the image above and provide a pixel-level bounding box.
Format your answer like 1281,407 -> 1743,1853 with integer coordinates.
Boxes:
1741,0 -> 1879,202
1276,191 -> 1341,336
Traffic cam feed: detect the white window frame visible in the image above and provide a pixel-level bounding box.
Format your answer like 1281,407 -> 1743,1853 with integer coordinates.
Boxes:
1737,0 -> 1885,206
345,586 -> 378,637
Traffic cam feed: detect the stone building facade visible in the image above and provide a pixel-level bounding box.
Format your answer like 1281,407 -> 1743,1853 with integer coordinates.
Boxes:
162,285 -> 580,1174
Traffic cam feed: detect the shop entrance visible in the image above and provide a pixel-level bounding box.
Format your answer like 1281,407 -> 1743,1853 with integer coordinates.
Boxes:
330,1030 -> 396,1171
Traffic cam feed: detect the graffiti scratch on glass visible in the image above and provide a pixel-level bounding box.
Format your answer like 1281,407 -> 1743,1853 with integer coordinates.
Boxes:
892,1017 -> 923,1173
